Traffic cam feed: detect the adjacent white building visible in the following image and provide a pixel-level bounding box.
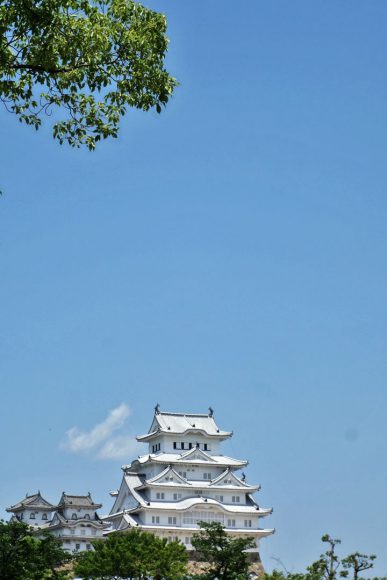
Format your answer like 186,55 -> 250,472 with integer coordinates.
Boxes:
6,491 -> 56,526
7,491 -> 107,552
105,406 -> 274,560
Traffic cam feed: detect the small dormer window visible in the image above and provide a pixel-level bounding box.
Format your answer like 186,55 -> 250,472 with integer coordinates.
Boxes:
30,513 -> 35,519
173,442 -> 177,449
42,513 -> 47,520
84,514 -> 90,520
72,513 -> 77,520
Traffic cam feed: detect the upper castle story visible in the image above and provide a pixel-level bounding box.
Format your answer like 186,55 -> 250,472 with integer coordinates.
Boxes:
136,405 -> 232,456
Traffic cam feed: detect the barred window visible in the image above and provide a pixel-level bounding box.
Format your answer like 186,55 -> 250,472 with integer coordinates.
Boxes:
183,511 -> 224,525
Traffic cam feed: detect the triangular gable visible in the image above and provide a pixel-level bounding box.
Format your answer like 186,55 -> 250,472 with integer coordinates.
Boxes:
149,415 -> 160,434
178,447 -> 214,462
28,494 -> 54,508
210,469 -> 246,487
109,475 -> 133,515
147,466 -> 191,486
49,512 -> 62,526
116,515 -> 131,531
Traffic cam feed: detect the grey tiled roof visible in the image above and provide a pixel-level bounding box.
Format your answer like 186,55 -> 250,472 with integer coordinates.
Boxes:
57,492 -> 102,509
6,492 -> 55,512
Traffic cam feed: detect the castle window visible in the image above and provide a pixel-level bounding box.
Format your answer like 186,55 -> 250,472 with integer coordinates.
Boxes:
81,529 -> 86,536
184,537 -> 190,544
244,520 -> 252,528
181,442 -> 185,450
92,530 -> 96,536
84,514 -> 90,520
71,530 -> 75,535
72,513 -> 77,520
156,492 -> 165,500
183,511 -> 224,525
227,519 -> 236,528
168,517 -> 177,525
152,516 -> 160,524
20,513 -> 24,520
42,513 -> 47,520
215,495 -> 224,502
189,442 -> 193,449
75,544 -> 80,551
30,513 -> 35,519
178,471 -> 187,478
86,544 -> 91,550
173,493 -> 182,500
204,443 -> 208,451
203,473 -> 212,480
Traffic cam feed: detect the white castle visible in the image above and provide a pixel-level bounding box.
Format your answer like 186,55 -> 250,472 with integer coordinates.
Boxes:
105,406 -> 274,559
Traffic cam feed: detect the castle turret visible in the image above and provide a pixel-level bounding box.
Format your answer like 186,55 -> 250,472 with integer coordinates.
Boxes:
6,491 -> 55,526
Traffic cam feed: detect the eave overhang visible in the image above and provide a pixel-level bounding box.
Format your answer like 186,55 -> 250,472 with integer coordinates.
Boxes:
116,498 -> 272,517
136,429 -> 232,442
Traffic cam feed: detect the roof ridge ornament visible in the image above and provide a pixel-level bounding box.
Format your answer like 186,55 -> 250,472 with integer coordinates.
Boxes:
208,406 -> 214,417
154,403 -> 160,415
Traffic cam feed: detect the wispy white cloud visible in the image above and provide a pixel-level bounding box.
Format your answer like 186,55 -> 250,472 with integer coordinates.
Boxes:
62,404 -> 131,455
97,435 -> 140,460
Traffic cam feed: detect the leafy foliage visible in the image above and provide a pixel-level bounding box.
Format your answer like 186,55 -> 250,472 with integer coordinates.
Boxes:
341,553 -> 377,580
0,519 -> 71,580
307,535 -> 342,580
191,521 -> 256,580
75,528 -> 188,579
0,0 -> 177,149
264,534 -> 381,580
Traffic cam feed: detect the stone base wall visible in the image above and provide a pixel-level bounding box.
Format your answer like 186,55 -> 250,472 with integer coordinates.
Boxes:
187,552 -> 265,577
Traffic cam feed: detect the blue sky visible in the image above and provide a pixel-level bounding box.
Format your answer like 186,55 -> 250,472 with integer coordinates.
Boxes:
1,0 -> 387,574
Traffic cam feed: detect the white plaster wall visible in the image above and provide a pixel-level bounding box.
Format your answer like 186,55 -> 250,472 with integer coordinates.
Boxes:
148,436 -> 221,455
62,507 -> 96,520
20,508 -> 52,525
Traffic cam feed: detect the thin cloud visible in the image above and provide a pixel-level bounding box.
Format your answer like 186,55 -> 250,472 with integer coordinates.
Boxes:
62,404 -> 130,454
97,435 -> 140,460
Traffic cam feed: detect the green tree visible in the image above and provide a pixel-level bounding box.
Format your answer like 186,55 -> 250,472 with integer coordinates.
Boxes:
0,0 -> 177,149
263,535 -> 383,580
0,519 -> 71,580
341,553 -> 377,580
307,534 -> 342,580
190,521 -> 256,580
75,528 -> 188,579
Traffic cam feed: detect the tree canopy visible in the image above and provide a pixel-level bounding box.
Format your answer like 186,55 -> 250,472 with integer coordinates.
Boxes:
74,528 -> 188,579
191,521 -> 256,580
0,0 -> 177,149
0,519 -> 71,580
264,535 -> 381,580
